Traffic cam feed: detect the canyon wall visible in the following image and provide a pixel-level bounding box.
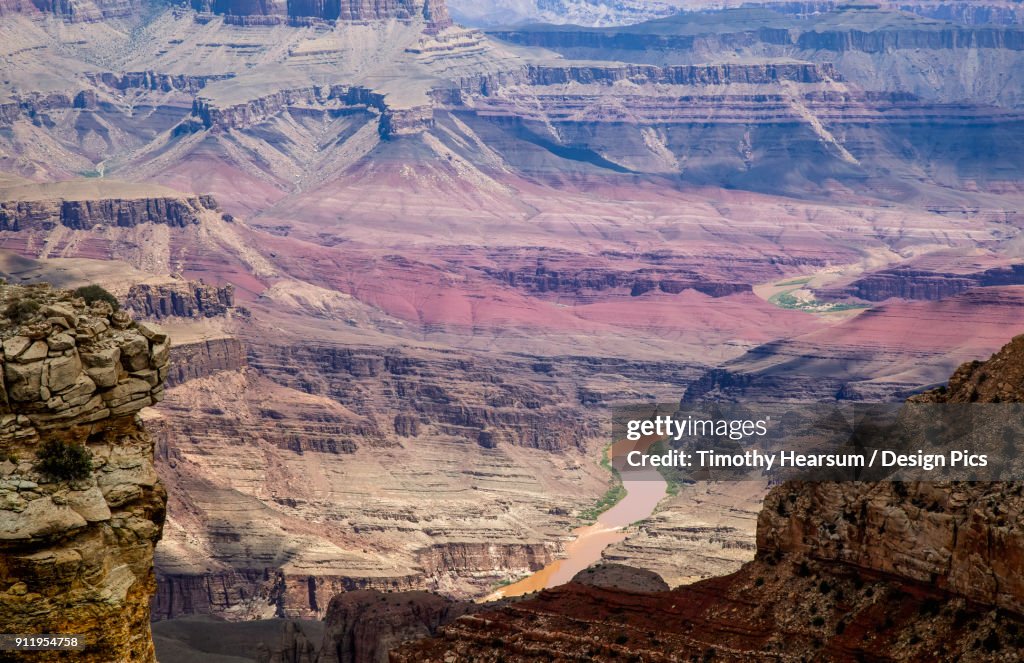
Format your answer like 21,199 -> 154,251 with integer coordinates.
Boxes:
0,196 -> 218,232
125,282 -> 236,320
190,0 -> 452,28
821,264 -> 1024,302
759,333 -> 1024,614
0,0 -> 140,21
491,21 -> 1024,54
87,72 -> 236,94
0,284 -> 168,662
164,338 -> 246,387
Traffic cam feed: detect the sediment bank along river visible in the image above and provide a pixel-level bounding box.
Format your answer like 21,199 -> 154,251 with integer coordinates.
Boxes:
485,454 -> 667,600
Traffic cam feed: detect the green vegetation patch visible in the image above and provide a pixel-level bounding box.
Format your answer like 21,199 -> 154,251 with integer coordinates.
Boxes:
768,287 -> 870,314
579,443 -> 627,522
73,284 -> 119,311
35,439 -> 93,481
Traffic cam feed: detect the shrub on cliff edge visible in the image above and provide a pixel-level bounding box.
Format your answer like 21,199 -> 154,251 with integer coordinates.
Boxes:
4,297 -> 41,323
73,284 -> 119,311
35,440 -> 93,481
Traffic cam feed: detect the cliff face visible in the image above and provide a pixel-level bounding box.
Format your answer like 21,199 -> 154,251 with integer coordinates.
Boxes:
0,196 -> 218,232
163,338 -> 246,388
191,0 -> 452,26
191,85 -> 433,138
315,590 -> 476,663
0,284 -> 168,662
760,334 -> 1024,614
86,72 -> 235,94
821,264 -> 1024,302
0,0 -> 139,21
125,282 -> 236,321
522,62 -> 839,86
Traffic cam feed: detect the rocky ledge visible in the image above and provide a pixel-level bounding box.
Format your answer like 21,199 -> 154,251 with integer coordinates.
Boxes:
125,281 -> 236,320
0,283 -> 168,662
0,195 -> 218,232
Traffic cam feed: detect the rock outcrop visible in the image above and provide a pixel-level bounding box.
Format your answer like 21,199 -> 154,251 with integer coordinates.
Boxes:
821,264 -> 1024,302
164,338 -> 246,388
125,282 -> 236,320
191,85 -> 433,138
0,284 -> 169,662
315,590 -> 478,663
189,0 -> 452,25
86,72 -> 235,94
0,196 -> 218,232
0,0 -> 139,21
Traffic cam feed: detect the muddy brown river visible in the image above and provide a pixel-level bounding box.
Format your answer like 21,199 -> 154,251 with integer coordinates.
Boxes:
485,463 -> 667,600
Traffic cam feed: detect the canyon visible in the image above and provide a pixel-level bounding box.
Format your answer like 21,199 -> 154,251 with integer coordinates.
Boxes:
392,333 -> 1024,662
0,0 -> 1020,659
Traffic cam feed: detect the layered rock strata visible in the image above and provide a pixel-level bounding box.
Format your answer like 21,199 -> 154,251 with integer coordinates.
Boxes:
0,196 -> 218,232
0,284 -> 169,662
0,0 -> 139,21
189,0 -> 452,27
820,264 -> 1024,302
191,86 -> 433,138
125,282 -> 236,320
315,590 -> 479,663
164,337 -> 245,387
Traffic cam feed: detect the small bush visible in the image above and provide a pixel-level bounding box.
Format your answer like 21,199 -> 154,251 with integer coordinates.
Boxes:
35,440 -> 92,481
73,284 -> 119,311
5,297 -> 40,323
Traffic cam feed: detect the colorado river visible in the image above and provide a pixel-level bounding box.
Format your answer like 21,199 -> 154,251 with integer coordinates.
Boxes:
485,456 -> 667,601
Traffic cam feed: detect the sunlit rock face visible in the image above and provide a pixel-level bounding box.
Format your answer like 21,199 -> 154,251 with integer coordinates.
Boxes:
0,284 -> 168,662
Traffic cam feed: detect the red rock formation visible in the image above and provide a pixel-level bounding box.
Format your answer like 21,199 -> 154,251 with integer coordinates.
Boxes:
316,590 -> 477,663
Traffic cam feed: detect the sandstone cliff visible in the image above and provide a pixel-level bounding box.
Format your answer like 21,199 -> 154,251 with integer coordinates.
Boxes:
125,281 -> 236,320
0,195 -> 218,232
0,284 -> 169,662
